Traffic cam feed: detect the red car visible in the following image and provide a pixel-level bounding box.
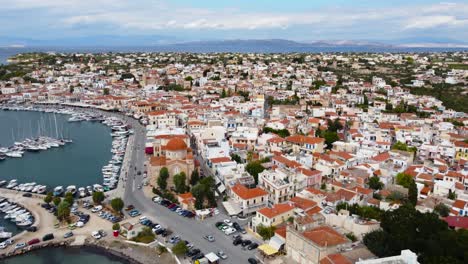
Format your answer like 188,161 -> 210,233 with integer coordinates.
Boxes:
27,238 -> 40,245
167,203 -> 177,209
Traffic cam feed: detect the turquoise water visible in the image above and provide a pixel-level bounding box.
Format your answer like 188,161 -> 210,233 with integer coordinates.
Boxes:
0,247 -> 128,264
0,110 -> 112,189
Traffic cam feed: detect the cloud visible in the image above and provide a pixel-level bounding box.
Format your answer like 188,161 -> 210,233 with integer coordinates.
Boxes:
404,15 -> 468,29
1,0 -> 468,40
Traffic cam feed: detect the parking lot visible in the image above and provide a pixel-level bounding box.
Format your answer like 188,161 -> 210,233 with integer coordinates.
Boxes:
123,194 -> 261,264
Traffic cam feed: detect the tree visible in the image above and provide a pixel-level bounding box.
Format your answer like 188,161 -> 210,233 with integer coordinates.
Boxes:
111,197 -> 124,213
408,180 -> 418,207
395,173 -> 413,188
191,183 -> 205,209
257,225 -> 276,240
322,131 -> 339,149
158,167 -> 169,190
245,161 -> 266,184
230,153 -> 242,164
368,176 -> 384,190
103,88 -> 110,95
434,203 -> 450,217
363,94 -> 369,106
44,192 -> 53,204
363,204 -> 468,264
57,201 -> 71,221
190,170 -> 200,186
64,192 -> 74,205
92,191 -> 105,204
112,223 -> 121,231
448,189 -> 456,200
53,197 -> 61,206
173,172 -> 187,194
346,232 -> 357,242
172,241 -> 188,255
221,88 -> 227,98
190,177 -> 216,209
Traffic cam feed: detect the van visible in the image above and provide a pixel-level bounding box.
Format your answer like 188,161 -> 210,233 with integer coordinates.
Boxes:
42,233 -> 54,241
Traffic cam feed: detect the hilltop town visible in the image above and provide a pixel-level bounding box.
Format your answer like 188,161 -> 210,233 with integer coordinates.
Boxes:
1,51 -> 468,264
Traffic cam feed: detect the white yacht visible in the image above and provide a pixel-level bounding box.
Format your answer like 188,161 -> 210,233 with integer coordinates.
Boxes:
92,184 -> 104,192
6,180 -> 18,189
53,186 -> 64,196
37,185 -> 47,194
78,187 -> 86,198
66,185 -> 77,196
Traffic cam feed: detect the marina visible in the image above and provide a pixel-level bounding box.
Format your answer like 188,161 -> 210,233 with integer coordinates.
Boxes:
0,197 -> 34,242
0,106 -> 131,196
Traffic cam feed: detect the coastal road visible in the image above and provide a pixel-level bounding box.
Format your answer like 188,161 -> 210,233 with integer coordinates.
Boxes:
120,117 -> 258,264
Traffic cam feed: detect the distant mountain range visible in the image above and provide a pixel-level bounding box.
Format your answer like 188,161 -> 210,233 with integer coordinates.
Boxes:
0,37 -> 467,52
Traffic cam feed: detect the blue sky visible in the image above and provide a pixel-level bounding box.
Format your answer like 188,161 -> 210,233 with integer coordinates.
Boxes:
1,0 -> 467,42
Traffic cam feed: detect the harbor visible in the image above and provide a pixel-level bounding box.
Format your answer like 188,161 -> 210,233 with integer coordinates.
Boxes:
0,197 -> 35,243
0,105 -> 132,197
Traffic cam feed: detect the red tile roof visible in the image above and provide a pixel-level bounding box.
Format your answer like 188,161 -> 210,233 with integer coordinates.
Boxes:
231,184 -> 268,200
444,216 -> 468,229
320,254 -> 352,264
258,203 -> 295,219
302,226 -> 348,247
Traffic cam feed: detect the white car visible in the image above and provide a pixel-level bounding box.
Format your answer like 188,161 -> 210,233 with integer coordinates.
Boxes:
139,216 -> 148,223
0,242 -> 7,249
76,221 -> 84,228
223,219 -> 233,226
152,196 -> 161,203
152,224 -> 162,233
91,231 -> 102,239
91,205 -> 103,213
224,227 -> 237,235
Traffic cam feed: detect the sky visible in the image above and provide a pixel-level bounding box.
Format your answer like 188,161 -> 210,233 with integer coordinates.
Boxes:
0,0 -> 468,43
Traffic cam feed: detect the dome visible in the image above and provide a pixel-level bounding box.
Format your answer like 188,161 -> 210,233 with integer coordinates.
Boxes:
165,137 -> 187,151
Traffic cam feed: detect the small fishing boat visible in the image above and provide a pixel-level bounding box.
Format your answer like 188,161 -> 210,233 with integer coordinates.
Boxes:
53,186 -> 64,196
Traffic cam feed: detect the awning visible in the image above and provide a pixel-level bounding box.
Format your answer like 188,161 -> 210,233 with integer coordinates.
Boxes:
205,252 -> 220,262
269,235 -> 285,250
222,201 -> 242,216
258,244 -> 278,256
217,184 -> 226,193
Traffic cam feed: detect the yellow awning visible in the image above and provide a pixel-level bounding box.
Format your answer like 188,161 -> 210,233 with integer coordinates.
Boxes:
258,244 -> 278,255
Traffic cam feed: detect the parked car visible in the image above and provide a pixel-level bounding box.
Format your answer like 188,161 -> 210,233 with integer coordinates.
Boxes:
22,193 -> 32,197
15,242 -> 27,250
233,238 -> 243,246
98,230 -> 107,237
186,248 -> 200,257
91,231 -> 102,239
42,233 -> 54,241
155,228 -> 166,235
152,196 -> 161,203
224,227 -> 237,235
191,252 -> 204,261
91,205 -> 102,213
64,231 -> 74,238
242,240 -> 252,247
169,236 -> 180,244
203,235 -> 215,242
247,243 -> 259,250
0,242 -> 8,249
27,238 -> 40,245
248,258 -> 258,264
125,205 -> 135,211
26,226 -> 37,232
217,251 -> 228,259
223,219 -> 233,226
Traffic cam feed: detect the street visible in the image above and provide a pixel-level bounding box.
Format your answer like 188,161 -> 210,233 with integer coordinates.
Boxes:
120,116 -> 258,264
